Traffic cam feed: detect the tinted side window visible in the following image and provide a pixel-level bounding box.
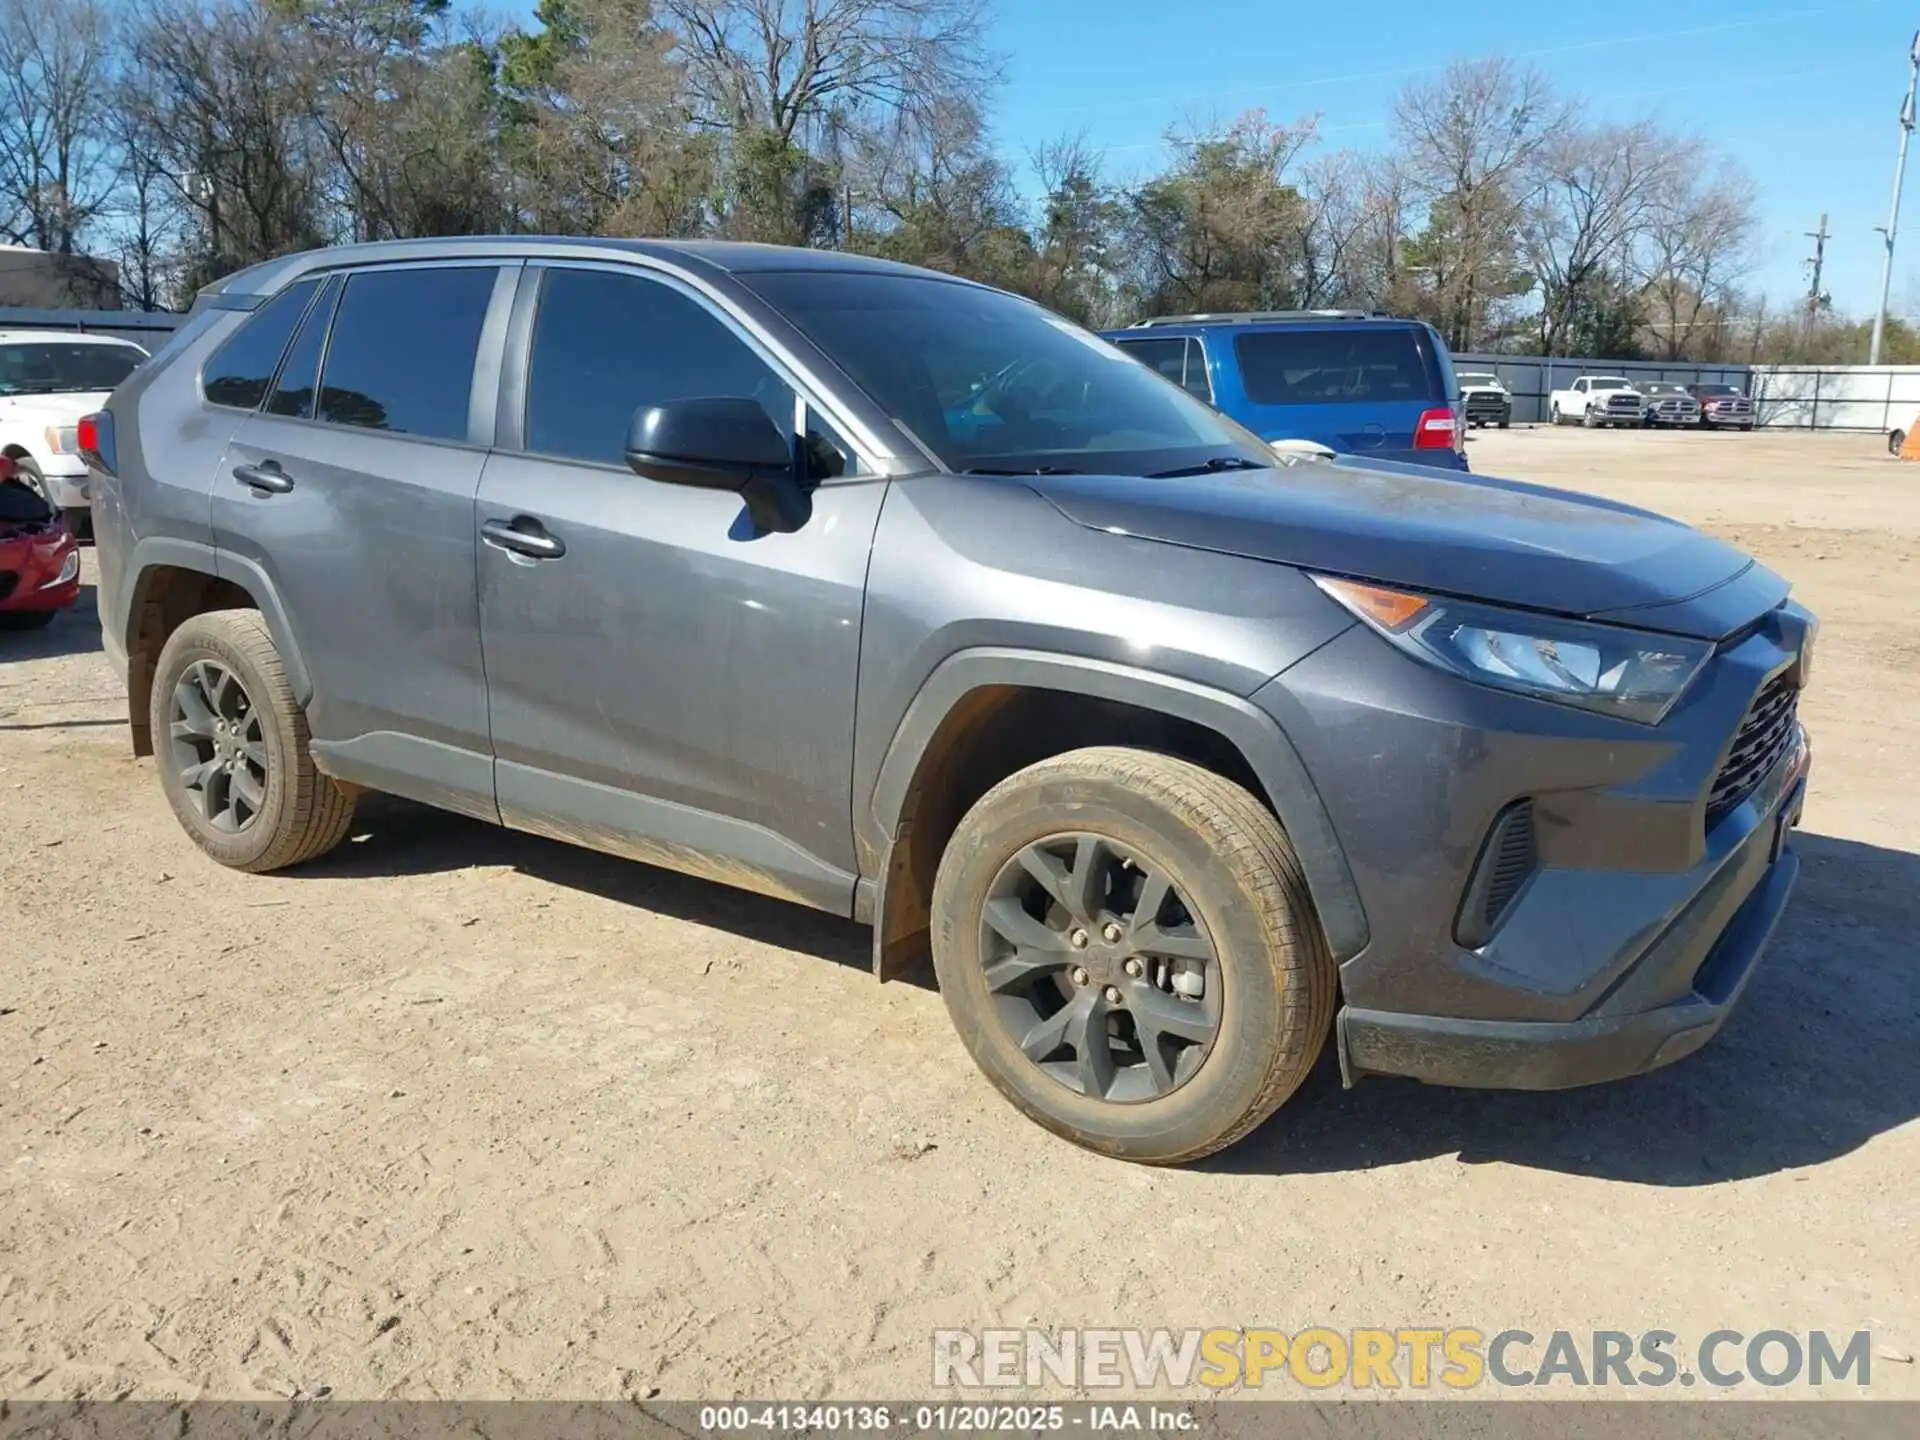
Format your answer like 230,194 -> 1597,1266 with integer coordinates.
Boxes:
525,267 -> 793,467
1116,337 -> 1186,381
1114,337 -> 1214,403
265,275 -> 342,419
1233,328 -> 1432,406
317,267 -> 497,440
203,279 -> 320,409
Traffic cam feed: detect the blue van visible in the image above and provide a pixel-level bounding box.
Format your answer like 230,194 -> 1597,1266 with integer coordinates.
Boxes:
1101,312 -> 1469,472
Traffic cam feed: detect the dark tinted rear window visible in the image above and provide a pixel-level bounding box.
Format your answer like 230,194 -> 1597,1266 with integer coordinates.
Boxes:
1233,327 -> 1433,406
203,280 -> 320,409
316,267 -> 497,440
265,275 -> 341,419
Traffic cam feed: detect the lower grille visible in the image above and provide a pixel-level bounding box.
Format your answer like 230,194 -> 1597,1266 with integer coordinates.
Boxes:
1455,800 -> 1538,948
1706,674 -> 1799,831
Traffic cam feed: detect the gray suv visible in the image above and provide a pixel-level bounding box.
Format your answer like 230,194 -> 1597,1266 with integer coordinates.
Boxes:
86,239 -> 1814,1164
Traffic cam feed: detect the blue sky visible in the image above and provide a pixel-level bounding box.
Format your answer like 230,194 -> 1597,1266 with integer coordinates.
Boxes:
985,0 -> 1904,316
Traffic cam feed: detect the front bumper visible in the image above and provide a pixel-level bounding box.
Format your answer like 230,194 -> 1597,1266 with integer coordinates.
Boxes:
0,521 -> 81,613
1648,410 -> 1702,426
1339,758 -> 1806,1089
1255,598 -> 1815,1091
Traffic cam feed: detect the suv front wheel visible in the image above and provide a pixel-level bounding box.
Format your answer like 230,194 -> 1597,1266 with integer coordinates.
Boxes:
931,747 -> 1335,1164
150,609 -> 357,872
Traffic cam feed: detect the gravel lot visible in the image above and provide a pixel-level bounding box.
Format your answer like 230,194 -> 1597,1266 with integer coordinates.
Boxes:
1,427 -> 1914,1401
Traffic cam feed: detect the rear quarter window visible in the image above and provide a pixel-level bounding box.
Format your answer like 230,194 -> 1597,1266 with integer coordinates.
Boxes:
1233,328 -> 1433,406
202,280 -> 321,409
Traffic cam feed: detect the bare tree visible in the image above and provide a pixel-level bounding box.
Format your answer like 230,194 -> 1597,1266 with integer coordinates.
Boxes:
1522,117 -> 1686,355
1638,159 -> 1757,360
508,0 -> 709,237
0,0 -> 119,255
659,0 -> 997,142
1392,57 -> 1568,348
100,68 -> 192,309
123,0 -> 329,289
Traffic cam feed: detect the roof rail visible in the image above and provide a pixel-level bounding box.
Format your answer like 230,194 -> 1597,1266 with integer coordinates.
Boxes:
1129,309 -> 1391,327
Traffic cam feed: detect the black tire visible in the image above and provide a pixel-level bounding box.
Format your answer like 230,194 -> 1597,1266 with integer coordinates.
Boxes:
0,610 -> 57,631
9,455 -> 50,505
1549,403 -> 1562,426
150,609 -> 356,873
1497,418 -> 1510,429
931,746 -> 1336,1165
1891,430 -> 1906,457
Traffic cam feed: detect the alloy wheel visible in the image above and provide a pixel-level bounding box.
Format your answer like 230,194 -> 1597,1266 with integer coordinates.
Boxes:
978,832 -> 1223,1103
167,659 -> 268,833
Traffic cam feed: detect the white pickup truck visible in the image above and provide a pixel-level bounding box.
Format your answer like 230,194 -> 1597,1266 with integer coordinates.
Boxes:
1549,375 -> 1647,428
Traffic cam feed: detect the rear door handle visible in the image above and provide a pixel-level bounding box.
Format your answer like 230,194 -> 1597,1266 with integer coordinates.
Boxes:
233,462 -> 294,495
481,516 -> 566,560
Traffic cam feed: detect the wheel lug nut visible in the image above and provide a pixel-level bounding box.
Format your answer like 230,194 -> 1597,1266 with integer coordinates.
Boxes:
1071,967 -> 1090,987
1103,985 -> 1122,1005
1123,958 -> 1143,978
1069,928 -> 1088,949
1102,922 -> 1123,943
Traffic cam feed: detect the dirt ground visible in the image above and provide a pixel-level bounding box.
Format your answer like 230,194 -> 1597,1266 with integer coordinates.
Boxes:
1,428 -> 1915,1402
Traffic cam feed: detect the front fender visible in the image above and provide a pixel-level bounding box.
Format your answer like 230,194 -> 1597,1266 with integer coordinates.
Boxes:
862,647 -> 1369,966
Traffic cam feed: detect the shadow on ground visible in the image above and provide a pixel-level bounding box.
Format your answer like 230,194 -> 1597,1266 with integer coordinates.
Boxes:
300,790 -> 891,983
299,797 -> 1915,1183
0,582 -> 101,666
1214,829 -> 1919,1185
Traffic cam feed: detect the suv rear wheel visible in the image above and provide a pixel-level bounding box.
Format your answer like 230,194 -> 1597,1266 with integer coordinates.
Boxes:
931,747 -> 1335,1164
150,609 -> 356,872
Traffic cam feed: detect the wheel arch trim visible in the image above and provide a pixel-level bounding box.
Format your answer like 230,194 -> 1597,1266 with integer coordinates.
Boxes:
863,647 -> 1369,968
119,538 -> 314,706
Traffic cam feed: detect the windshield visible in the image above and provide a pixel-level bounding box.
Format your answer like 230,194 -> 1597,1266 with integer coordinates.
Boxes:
1591,377 -> 1632,390
1458,373 -> 1499,387
743,271 -> 1272,475
0,341 -> 143,396
1693,384 -> 1739,396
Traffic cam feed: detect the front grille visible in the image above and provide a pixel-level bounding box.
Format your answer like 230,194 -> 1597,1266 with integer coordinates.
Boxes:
0,571 -> 17,601
1454,800 -> 1538,947
1706,674 -> 1799,831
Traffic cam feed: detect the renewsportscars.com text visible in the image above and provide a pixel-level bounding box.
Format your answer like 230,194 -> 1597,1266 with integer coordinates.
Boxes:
932,1327 -> 1877,1391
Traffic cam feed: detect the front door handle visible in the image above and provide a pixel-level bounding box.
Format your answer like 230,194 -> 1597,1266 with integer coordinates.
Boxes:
233,461 -> 294,495
481,516 -> 566,560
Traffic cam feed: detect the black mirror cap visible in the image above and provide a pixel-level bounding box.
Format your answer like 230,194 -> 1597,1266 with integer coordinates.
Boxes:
624,397 -> 793,490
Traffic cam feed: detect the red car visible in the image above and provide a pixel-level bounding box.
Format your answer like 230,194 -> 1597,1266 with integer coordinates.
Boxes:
0,453 -> 80,630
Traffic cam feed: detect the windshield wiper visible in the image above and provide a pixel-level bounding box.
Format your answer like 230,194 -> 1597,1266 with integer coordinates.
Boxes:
964,465 -> 1084,476
1145,456 -> 1267,478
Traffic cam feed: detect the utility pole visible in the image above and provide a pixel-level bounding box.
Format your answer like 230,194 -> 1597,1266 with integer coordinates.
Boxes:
1870,30 -> 1920,365
1805,214 -> 1830,319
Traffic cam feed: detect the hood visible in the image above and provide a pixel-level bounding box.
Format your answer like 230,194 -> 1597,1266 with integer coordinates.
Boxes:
1027,461 -> 1785,640
0,390 -> 112,426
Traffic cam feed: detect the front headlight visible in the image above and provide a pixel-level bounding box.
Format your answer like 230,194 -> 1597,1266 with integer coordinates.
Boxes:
45,425 -> 78,455
1313,575 -> 1713,725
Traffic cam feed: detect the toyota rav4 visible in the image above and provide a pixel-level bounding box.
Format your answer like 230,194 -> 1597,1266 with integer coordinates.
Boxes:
85,239 -> 1814,1164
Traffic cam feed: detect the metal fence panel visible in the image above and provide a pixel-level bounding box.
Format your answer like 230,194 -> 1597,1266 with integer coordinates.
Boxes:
0,306 -> 184,349
1454,352 -> 1920,432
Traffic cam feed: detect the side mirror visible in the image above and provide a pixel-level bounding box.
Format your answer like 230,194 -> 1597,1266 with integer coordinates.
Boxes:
625,396 -> 809,534
626,397 -> 792,490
